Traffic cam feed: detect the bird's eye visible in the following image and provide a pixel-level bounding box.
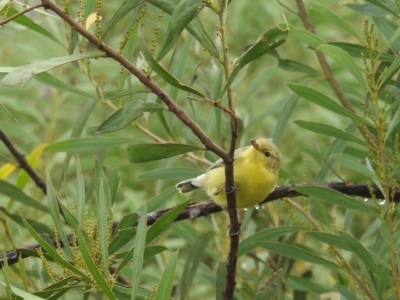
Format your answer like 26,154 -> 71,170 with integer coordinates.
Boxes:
264,151 -> 271,157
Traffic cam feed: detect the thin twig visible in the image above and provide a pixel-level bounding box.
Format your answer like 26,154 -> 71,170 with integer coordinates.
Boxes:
0,130 -> 47,194
0,3 -> 44,26
187,96 -> 239,121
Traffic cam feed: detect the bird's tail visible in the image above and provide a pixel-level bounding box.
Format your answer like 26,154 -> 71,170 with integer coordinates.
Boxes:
176,179 -> 199,193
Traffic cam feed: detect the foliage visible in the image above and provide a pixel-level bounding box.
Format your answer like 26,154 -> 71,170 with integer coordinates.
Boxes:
1,0 -> 400,299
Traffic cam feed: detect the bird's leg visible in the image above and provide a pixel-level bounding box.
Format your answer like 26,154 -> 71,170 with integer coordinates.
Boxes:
225,183 -> 237,194
227,223 -> 242,236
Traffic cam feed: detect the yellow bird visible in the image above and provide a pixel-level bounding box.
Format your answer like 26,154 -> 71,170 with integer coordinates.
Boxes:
176,139 -> 282,208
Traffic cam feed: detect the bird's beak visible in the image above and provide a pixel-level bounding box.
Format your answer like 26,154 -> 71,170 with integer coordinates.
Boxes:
250,139 -> 259,150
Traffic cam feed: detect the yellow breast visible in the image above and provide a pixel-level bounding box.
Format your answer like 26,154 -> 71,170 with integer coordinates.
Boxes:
202,151 -> 278,208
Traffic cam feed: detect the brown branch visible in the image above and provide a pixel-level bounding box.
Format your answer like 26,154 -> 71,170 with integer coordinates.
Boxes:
0,3 -> 45,26
0,130 -> 47,194
0,181 -> 396,269
40,0 -> 228,161
294,0 -> 380,148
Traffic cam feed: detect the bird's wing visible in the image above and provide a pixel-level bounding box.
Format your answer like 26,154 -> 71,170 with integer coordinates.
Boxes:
205,146 -> 250,173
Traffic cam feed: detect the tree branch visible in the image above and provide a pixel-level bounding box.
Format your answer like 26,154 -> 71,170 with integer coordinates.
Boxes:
0,130 -> 47,194
0,181 -> 395,269
40,0 -> 228,161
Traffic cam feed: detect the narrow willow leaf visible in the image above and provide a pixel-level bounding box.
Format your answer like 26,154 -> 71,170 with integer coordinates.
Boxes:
294,120 -> 367,146
97,179 -> 109,274
104,88 -> 150,99
239,226 -> 305,256
154,250 -> 179,300
34,73 -> 95,99
45,137 -> 144,152
311,2 -> 363,42
329,42 -> 395,62
274,93 -> 299,146
257,242 -> 339,269
148,0 -> 219,57
47,173 -> 72,259
0,282 -> 45,300
339,231 -> 391,284
0,207 -> 53,235
96,101 -> 167,134
379,222 -> 392,243
317,44 -> 367,89
138,167 -> 201,180
221,26 -> 288,97
305,231 -> 352,251
331,154 -> 380,181
293,186 -> 381,218
108,168 -> 120,205
0,180 -> 48,213
139,29 -> 206,98
145,186 -> 178,212
254,269 -> 282,300
337,285 -> 359,299
180,233 -> 212,299
103,0 -> 144,36
77,227 -> 117,300
146,200 -> 190,244
131,205 -> 147,300
157,0 -> 206,60
364,0 -> 400,18
216,262 -> 226,300
0,54 -> 100,87
288,83 -> 372,126
5,7 -> 62,46
68,26 -> 78,54
289,25 -> 326,50
127,143 -> 204,162
380,55 -> 400,88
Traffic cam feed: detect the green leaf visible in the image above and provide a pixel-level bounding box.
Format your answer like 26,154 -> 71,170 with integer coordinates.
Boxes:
317,44 -> 367,89
145,186 -> 178,212
34,73 -> 95,99
75,155 -> 86,225
339,231 -> 391,284
148,0 -> 219,58
216,262 -> 226,300
379,222 -> 392,243
292,186 -> 381,218
157,0 -> 206,60
104,88 -> 150,99
0,54 -> 100,87
154,250 -> 179,300
331,154 -> 380,181
364,0 -> 400,18
108,168 -> 120,205
146,200 -> 190,245
77,227 -> 117,299
221,26 -> 288,97
311,2 -> 363,42
288,83 -> 372,126
329,42 -> 395,62
289,25 -> 326,50
274,94 -> 299,145
294,120 -> 367,146
0,179 -> 48,213
239,226 -> 305,256
254,269 -> 282,300
6,7 -> 62,46
337,285 -> 360,300
138,167 -> 201,180
305,231 -> 352,251
68,26 -> 78,54
47,173 -> 72,258
139,29 -> 207,98
45,137 -> 145,152
97,179 -> 110,274
180,233 -> 212,299
127,143 -> 204,163
96,101 -> 167,134
257,242 -> 339,269
0,207 -> 53,235
131,205 -> 147,300
0,282 -> 45,300
380,55 -> 400,89
103,0 -> 144,36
